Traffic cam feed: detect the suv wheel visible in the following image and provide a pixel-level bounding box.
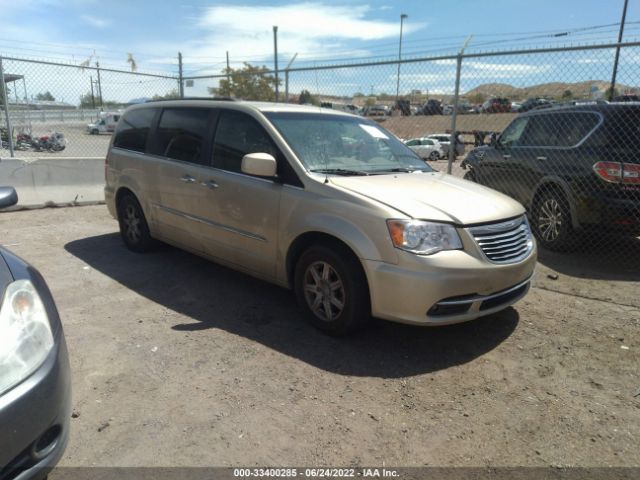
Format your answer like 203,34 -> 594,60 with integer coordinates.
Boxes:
429,151 -> 440,161
532,190 -> 575,251
294,244 -> 370,336
117,193 -> 155,252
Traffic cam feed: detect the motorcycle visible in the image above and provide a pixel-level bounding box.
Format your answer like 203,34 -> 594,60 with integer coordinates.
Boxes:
16,132 -> 66,152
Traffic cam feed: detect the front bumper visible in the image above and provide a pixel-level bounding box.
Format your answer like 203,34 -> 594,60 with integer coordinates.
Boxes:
363,246 -> 537,326
0,333 -> 72,480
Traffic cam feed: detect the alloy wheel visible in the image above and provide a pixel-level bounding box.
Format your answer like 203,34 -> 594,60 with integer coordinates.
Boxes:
303,261 -> 345,322
537,198 -> 563,242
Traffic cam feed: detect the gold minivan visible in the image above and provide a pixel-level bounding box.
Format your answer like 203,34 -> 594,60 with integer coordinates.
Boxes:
105,100 -> 536,335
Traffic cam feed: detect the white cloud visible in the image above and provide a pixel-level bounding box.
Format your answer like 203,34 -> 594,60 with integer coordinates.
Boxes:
153,2 -> 425,71
80,14 -> 110,28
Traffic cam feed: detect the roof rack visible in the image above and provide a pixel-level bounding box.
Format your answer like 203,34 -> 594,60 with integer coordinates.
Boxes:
144,96 -> 240,103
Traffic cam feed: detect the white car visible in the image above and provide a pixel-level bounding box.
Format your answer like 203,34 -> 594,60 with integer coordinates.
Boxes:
404,137 -> 445,161
426,134 -> 465,157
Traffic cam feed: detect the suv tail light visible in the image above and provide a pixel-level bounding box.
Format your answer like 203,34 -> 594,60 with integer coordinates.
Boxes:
593,161 -> 640,184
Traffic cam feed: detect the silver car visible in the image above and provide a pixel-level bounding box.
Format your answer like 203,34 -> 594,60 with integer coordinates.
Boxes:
105,100 -> 536,335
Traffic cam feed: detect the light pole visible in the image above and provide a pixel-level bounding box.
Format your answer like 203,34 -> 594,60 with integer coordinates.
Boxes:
395,13 -> 408,101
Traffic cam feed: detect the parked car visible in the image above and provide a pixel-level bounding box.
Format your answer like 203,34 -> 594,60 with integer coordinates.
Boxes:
481,98 -> 512,113
461,103 -> 640,250
510,101 -> 522,112
105,100 -> 536,335
518,98 -> 554,113
363,105 -> 389,117
426,133 -> 465,157
422,99 -> 443,115
404,137 -> 445,160
0,186 -> 71,479
612,94 -> 640,102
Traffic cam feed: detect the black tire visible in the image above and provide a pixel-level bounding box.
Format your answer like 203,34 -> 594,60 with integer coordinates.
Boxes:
463,169 -> 477,182
91,129 -> 99,135
294,244 -> 370,336
117,193 -> 155,252
531,189 -> 576,251
429,151 -> 440,161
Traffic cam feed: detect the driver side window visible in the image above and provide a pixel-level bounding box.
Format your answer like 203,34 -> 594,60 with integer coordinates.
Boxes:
499,117 -> 529,147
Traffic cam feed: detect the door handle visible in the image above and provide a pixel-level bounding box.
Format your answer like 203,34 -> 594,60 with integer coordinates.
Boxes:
201,180 -> 219,190
502,154 -> 511,159
180,175 -> 196,183
536,156 -> 547,161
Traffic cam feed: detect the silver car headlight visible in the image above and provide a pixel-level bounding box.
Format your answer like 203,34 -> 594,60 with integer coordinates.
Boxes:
0,279 -> 54,395
387,219 -> 463,255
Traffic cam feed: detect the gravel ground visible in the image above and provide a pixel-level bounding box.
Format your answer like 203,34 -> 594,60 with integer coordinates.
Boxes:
1,206 -> 639,469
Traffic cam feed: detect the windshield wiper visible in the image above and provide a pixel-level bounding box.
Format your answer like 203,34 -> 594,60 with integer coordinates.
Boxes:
373,167 -> 427,173
310,168 -> 371,176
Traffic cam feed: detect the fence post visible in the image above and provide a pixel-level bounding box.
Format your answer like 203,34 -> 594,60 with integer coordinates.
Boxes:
448,36 -> 471,175
178,52 -> 184,98
0,56 -> 15,157
447,53 -> 463,175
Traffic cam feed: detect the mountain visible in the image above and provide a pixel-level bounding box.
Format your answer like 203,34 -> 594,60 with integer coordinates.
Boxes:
465,80 -> 636,100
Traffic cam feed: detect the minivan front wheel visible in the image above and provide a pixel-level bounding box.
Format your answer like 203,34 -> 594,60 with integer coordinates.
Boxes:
532,190 -> 575,251
294,245 -> 370,335
117,193 -> 154,252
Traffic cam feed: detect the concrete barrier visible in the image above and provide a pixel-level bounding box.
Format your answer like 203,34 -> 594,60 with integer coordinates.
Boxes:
0,157 -> 105,209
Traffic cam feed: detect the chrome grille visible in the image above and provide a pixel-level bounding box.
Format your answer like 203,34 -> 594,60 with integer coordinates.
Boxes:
468,216 -> 534,264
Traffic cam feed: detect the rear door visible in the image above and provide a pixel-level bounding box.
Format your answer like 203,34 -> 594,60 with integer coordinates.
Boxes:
145,106 -> 216,252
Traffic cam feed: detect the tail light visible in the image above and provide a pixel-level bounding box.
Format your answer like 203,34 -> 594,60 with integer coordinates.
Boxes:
593,161 -> 640,185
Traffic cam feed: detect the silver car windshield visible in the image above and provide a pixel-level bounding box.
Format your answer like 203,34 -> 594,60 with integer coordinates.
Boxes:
265,112 -> 433,175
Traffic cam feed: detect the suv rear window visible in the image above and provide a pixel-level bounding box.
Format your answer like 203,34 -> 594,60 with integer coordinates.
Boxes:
113,108 -> 157,153
522,112 -> 600,147
589,107 -> 640,152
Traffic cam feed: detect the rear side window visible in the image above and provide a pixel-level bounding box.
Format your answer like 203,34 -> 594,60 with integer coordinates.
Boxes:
113,108 -> 157,153
589,108 -> 640,152
212,110 -> 278,173
156,108 -> 211,164
522,112 -> 599,147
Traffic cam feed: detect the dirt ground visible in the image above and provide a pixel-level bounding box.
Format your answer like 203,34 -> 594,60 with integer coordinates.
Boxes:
1,206 -> 639,468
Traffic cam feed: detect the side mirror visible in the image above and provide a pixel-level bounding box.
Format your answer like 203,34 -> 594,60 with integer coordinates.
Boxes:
241,152 -> 277,178
489,133 -> 499,147
0,186 -> 18,209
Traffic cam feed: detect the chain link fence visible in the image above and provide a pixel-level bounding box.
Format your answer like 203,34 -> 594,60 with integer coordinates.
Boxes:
0,56 -> 179,158
2,42 -> 639,293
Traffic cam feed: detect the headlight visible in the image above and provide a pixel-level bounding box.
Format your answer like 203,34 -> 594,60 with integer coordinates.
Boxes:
387,219 -> 463,255
0,280 -> 54,395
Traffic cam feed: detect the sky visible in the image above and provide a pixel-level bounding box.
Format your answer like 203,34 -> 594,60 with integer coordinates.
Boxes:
1,0 -> 639,103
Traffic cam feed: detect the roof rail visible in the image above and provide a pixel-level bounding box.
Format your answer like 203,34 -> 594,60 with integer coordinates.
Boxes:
144,96 -> 240,103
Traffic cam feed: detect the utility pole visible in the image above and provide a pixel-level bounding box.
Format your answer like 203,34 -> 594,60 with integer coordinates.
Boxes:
0,56 -> 15,157
95,61 -> 103,109
284,53 -> 298,103
609,0 -> 629,101
273,25 -> 279,102
395,14 -> 408,100
178,52 -> 184,98
226,51 -> 230,84
90,75 -> 96,109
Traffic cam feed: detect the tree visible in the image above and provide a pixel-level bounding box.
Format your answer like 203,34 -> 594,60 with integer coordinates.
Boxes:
561,89 -> 573,100
468,93 -> 486,105
35,91 -> 55,101
208,63 -> 280,101
79,92 -> 120,109
298,89 -> 318,105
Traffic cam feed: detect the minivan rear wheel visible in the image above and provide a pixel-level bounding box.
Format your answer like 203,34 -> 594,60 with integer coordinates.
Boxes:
294,245 -> 370,336
117,193 -> 155,252
532,190 -> 576,251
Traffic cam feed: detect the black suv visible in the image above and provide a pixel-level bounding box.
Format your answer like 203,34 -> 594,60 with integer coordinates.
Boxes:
461,103 -> 640,250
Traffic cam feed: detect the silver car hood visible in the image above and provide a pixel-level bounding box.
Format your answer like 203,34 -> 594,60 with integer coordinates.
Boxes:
330,171 -> 525,225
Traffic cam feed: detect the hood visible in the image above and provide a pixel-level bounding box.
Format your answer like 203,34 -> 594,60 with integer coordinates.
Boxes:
330,171 -> 525,225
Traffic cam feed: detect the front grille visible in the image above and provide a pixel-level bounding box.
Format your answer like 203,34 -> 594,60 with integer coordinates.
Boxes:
468,216 -> 534,264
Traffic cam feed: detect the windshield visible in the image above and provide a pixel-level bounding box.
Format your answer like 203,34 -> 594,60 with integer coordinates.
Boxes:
265,112 -> 433,175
